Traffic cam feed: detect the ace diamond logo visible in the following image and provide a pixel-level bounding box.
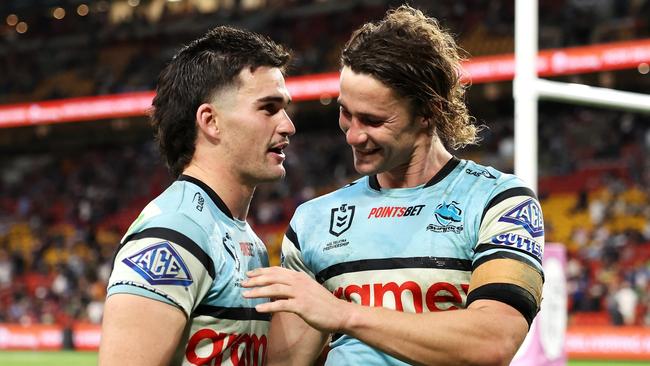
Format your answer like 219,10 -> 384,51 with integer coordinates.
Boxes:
123,241 -> 193,286
329,204 -> 356,237
499,198 -> 545,238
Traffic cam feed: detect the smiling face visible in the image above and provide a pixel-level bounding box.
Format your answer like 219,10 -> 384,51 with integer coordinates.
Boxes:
215,66 -> 295,185
338,66 -> 430,178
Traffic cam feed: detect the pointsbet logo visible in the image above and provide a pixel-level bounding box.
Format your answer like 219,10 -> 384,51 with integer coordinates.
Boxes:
367,205 -> 425,219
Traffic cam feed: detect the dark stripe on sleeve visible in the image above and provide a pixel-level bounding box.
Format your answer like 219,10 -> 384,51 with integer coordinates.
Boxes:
115,227 -> 215,278
475,243 -> 542,266
110,280 -> 183,310
466,283 -> 539,327
316,257 -> 472,284
193,304 -> 271,321
285,225 -> 300,251
480,187 -> 537,223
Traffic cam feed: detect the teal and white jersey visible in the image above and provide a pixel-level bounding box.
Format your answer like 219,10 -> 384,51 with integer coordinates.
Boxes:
282,157 -> 545,366
108,175 -> 270,366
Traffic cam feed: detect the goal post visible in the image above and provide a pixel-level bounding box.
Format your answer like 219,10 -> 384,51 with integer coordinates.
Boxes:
514,0 -> 650,193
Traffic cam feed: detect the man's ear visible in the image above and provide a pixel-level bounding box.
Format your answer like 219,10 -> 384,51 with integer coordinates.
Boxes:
417,116 -> 435,136
196,103 -> 220,140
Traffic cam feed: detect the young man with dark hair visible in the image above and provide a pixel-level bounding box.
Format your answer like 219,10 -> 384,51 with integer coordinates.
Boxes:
243,6 -> 544,366
99,26 -> 295,366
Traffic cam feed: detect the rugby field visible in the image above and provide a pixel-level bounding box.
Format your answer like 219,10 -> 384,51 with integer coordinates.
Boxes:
0,351 -> 647,365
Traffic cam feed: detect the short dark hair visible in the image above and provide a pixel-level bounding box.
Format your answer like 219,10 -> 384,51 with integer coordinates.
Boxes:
341,5 -> 479,149
151,26 -> 291,177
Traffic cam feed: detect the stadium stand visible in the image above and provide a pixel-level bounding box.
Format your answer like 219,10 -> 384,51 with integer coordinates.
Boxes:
1,0 -> 649,335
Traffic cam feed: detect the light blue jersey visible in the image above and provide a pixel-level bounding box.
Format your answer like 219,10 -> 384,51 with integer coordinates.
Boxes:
282,157 -> 545,366
108,175 -> 270,366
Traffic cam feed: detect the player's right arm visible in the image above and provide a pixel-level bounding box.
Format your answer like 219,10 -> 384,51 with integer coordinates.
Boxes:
99,293 -> 186,366
265,226 -> 329,366
100,222 -> 216,366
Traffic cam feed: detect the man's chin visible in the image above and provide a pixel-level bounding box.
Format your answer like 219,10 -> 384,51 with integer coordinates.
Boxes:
354,162 -> 379,176
255,167 -> 286,183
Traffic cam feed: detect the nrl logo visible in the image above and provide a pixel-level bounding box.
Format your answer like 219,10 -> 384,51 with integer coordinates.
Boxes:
329,204 -> 356,237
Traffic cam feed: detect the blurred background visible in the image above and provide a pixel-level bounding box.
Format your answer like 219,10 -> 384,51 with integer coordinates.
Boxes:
0,0 -> 649,365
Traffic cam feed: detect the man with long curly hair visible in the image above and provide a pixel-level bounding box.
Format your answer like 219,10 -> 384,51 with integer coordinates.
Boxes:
244,5 -> 545,366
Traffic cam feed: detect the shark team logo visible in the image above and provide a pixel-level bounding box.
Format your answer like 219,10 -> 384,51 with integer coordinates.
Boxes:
427,201 -> 464,234
123,241 -> 193,286
329,204 -> 356,237
499,198 -> 544,237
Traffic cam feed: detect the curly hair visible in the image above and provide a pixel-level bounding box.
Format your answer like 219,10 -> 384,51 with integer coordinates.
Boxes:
341,5 -> 480,149
151,26 -> 291,177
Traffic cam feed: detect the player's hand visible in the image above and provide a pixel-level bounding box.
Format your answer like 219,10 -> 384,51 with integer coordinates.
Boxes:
242,266 -> 353,333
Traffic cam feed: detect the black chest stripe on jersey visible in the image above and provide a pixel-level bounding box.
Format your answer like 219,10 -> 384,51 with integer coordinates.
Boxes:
316,257 -> 472,284
115,227 -> 216,279
193,304 -> 271,321
480,187 -> 537,224
285,225 -> 300,250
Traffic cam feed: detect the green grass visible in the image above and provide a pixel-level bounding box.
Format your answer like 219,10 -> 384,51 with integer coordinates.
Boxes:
0,351 -> 98,366
569,362 -> 649,366
0,351 -> 647,365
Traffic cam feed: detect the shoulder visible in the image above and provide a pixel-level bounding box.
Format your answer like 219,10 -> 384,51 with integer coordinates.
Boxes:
457,159 -> 536,202
121,181 -> 225,255
293,176 -> 367,218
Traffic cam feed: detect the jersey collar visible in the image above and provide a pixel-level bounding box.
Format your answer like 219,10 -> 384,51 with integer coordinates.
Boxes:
368,156 -> 460,191
178,174 -> 234,219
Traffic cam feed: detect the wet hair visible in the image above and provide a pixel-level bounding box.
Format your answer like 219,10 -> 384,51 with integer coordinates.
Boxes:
341,5 -> 480,148
151,26 -> 291,177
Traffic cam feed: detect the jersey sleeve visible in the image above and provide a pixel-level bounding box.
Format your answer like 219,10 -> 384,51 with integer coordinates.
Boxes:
280,223 -> 315,279
469,185 -> 545,326
107,221 -> 217,318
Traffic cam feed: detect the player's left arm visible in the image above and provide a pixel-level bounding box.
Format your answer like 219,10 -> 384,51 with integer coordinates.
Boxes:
243,186 -> 544,366
244,266 -> 529,366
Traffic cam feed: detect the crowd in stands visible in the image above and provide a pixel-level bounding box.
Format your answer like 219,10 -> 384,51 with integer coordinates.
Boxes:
1,0 -> 649,104
1,105 -> 649,327
0,0 -> 649,329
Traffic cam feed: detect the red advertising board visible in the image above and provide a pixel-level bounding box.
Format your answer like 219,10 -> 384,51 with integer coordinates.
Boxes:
0,324 -> 63,350
72,323 -> 102,351
1,39 -> 649,128
2,323 -> 650,361
566,326 -> 650,361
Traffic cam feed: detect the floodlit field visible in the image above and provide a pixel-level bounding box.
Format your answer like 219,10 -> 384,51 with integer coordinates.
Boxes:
0,352 -> 648,366
0,351 -> 97,366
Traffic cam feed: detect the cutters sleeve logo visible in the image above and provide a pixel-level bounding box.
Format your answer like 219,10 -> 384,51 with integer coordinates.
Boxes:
329,204 -> 356,236
123,241 -> 193,286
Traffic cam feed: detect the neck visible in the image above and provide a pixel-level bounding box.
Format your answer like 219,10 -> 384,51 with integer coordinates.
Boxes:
377,139 -> 452,188
182,163 -> 255,221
